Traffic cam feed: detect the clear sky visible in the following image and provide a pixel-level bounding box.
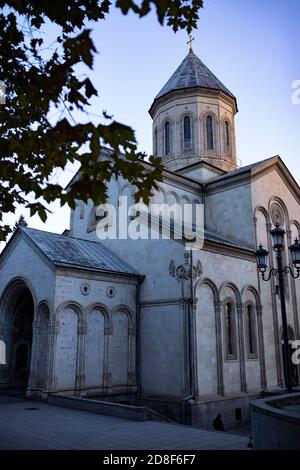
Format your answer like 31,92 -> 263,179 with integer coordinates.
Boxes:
2,0 -> 300,243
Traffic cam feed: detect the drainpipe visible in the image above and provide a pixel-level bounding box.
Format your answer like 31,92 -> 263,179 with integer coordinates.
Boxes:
136,275 -> 145,406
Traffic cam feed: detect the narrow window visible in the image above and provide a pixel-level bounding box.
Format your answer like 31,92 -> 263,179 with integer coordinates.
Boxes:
206,115 -> 214,150
183,115 -> 191,150
154,128 -> 158,155
225,302 -> 234,356
247,305 -> 254,355
224,121 -> 230,146
165,121 -> 171,155
247,304 -> 258,356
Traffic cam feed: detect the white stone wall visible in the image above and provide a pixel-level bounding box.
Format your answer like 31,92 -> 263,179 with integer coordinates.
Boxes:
151,89 -> 237,173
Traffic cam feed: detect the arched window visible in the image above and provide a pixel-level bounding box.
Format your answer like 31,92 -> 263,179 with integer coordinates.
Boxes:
183,115 -> 191,150
206,115 -> 214,150
154,128 -> 158,156
225,301 -> 236,358
246,304 -> 255,356
224,121 -> 230,147
164,121 -> 171,156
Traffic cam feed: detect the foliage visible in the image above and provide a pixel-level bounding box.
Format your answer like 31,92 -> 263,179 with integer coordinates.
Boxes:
13,214 -> 28,232
0,1 -> 203,240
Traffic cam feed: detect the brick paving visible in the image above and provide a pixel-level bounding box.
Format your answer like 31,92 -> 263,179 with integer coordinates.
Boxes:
0,395 -> 248,450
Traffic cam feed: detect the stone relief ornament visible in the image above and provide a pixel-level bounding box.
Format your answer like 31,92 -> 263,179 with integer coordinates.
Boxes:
80,283 -> 90,296
270,203 -> 284,227
169,254 -> 203,281
169,260 -> 176,277
106,286 -> 116,298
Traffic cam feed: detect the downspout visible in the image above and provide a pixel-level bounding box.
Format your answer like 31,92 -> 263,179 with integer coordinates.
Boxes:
136,274 -> 145,406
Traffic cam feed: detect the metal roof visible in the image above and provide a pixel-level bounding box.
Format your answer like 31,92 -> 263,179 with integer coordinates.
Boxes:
21,227 -> 139,276
206,157 -> 277,185
154,51 -> 236,101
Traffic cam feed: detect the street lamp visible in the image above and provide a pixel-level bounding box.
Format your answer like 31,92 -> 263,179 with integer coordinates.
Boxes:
255,224 -> 300,393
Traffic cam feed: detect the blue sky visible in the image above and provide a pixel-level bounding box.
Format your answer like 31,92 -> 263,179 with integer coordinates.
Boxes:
3,0 -> 300,239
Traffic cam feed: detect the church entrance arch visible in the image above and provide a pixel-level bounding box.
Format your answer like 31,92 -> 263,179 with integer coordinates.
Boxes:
0,280 -> 35,390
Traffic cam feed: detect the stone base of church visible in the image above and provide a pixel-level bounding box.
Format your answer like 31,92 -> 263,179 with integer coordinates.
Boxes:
140,395 -> 185,423
189,393 -> 260,429
139,391 -> 278,429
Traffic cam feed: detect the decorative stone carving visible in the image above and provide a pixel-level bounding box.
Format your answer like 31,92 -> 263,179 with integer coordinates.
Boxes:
169,260 -> 176,277
106,286 -> 116,298
80,283 -> 90,296
169,254 -> 203,281
270,203 -> 284,227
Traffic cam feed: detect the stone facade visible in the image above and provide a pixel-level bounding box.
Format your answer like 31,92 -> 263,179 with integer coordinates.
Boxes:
0,50 -> 299,429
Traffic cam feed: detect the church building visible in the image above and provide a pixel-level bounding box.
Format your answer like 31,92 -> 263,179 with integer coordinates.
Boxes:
0,47 -> 299,428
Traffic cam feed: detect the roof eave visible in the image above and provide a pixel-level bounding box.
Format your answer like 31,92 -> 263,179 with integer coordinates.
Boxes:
149,86 -> 238,117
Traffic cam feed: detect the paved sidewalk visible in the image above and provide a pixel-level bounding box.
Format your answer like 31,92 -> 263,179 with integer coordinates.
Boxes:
0,395 -> 248,450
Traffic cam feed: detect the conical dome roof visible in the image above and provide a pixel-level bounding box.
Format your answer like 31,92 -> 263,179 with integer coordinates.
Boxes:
154,51 -> 236,101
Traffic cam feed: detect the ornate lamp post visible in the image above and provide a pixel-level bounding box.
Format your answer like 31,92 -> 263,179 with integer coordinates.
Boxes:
255,224 -> 300,393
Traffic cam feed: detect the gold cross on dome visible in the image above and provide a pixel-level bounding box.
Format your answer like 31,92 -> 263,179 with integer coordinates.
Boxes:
187,35 -> 195,52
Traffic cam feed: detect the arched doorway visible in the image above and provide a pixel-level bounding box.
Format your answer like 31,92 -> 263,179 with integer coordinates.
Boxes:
281,325 -> 298,387
0,281 -> 35,390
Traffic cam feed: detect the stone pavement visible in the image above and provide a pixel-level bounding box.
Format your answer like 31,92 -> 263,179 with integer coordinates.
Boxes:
0,395 -> 248,450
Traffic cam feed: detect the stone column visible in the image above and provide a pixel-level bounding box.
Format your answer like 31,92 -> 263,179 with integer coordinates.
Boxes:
237,303 -> 247,393
214,301 -> 224,396
76,320 -> 87,395
191,301 -> 199,398
257,305 -> 267,390
127,322 -> 137,388
46,322 -> 59,393
26,319 -> 40,395
103,323 -> 112,391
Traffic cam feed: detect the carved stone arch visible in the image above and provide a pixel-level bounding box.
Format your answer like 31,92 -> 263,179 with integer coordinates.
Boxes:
290,219 -> 300,238
0,276 -> 38,324
220,115 -> 233,157
253,205 -> 270,224
201,110 -> 218,153
37,300 -> 53,325
180,194 -> 191,205
180,111 -> 195,152
111,305 -> 135,324
0,277 -> 36,391
241,285 -> 262,309
268,196 -> 290,229
152,185 -> 167,205
166,190 -> 179,205
219,281 -> 242,304
54,301 -> 84,326
85,303 -> 111,331
194,277 -> 220,301
161,116 -> 173,157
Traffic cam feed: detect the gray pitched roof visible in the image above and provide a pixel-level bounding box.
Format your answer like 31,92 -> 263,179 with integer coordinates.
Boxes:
206,157 -> 277,185
20,227 -> 139,276
154,51 -> 236,101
